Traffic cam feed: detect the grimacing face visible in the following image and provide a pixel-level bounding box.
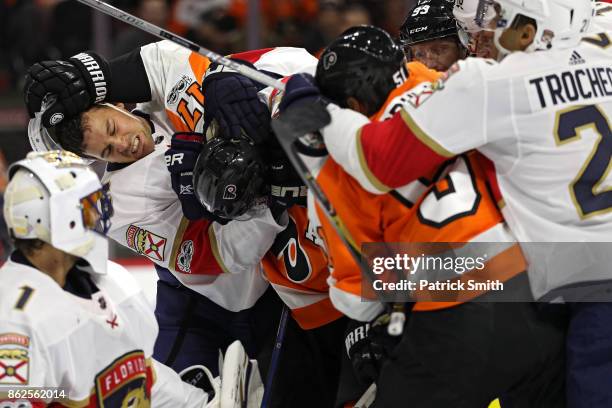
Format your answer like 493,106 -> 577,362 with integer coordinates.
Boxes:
81,104 -> 155,163
408,37 -> 462,72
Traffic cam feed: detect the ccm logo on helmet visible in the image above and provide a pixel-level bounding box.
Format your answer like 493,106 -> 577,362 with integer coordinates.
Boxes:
409,26 -> 428,34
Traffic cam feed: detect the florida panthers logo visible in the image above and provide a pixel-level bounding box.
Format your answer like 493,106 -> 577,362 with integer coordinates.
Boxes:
95,351 -> 152,408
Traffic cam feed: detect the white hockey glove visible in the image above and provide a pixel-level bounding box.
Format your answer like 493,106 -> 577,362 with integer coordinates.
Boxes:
180,341 -> 264,408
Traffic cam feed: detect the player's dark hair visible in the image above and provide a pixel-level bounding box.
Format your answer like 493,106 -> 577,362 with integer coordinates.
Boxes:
54,105 -> 105,158
54,114 -> 86,156
13,238 -> 45,255
511,14 -> 537,30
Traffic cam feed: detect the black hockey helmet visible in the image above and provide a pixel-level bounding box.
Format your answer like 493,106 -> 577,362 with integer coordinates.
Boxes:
315,25 -> 405,116
399,0 -> 458,48
193,137 -> 267,219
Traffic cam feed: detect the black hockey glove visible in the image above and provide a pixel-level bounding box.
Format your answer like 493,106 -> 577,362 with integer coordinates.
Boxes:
202,62 -> 272,145
278,73 -> 321,113
344,314 -> 402,385
165,132 -> 228,222
266,147 -> 306,219
24,52 -> 111,127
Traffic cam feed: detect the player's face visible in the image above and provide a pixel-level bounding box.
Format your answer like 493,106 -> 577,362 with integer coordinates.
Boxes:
472,29 -> 498,59
408,38 -> 461,71
81,104 -> 155,163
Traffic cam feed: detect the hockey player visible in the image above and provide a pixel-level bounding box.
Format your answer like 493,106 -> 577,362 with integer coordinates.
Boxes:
0,150 -> 263,407
399,0 -> 467,71
282,1 -> 612,406
278,25 -> 566,407
452,0 -> 499,58
22,41 -> 319,376
192,120 -> 348,407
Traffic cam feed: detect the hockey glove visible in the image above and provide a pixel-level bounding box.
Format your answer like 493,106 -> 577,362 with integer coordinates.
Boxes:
179,364 -> 219,402
24,52 -> 111,127
165,132 -> 213,221
266,147 -> 306,219
344,314 -> 402,385
202,62 -> 272,145
278,73 -> 321,113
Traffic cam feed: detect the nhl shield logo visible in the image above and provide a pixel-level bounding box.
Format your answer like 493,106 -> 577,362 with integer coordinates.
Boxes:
0,333 -> 30,385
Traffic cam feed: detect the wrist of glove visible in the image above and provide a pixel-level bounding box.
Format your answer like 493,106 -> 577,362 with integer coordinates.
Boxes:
344,314 -> 401,385
266,149 -> 306,217
202,61 -> 272,145
24,51 -> 110,127
179,365 -> 219,401
278,73 -> 321,113
166,132 -> 226,222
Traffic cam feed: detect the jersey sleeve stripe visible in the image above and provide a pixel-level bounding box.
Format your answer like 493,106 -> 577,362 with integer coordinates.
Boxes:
356,129 -> 392,193
168,217 -> 189,269
399,110 -> 454,158
358,111 -> 450,189
207,224 -> 231,274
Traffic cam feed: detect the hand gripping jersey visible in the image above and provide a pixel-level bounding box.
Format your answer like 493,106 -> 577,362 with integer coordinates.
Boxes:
306,62 -> 526,321
105,41 -> 319,311
320,34 -> 612,300
0,258 -> 207,407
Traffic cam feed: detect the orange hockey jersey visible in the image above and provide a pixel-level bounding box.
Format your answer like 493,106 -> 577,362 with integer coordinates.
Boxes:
307,62 -> 526,321
261,206 -> 342,329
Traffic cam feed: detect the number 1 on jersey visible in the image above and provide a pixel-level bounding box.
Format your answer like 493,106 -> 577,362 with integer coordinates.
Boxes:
14,285 -> 34,311
554,105 -> 612,219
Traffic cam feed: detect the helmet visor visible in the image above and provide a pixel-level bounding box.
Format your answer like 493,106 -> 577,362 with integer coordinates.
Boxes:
28,112 -> 63,153
80,183 -> 113,235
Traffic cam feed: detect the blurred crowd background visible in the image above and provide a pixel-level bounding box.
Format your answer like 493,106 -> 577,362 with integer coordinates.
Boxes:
0,0 -> 418,259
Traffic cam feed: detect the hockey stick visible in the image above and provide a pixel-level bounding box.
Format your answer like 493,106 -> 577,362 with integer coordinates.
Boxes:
261,305 -> 290,408
74,0 -> 285,91
270,102 -> 406,336
75,0 -> 405,334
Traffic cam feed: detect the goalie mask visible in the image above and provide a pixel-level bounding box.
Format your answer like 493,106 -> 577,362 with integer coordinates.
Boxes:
4,151 -> 112,274
316,25 -> 406,116
193,137 -> 267,220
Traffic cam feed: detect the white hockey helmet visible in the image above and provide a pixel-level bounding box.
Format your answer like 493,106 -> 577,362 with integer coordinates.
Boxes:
4,151 -> 112,274
476,0 -> 594,54
454,0 -> 496,49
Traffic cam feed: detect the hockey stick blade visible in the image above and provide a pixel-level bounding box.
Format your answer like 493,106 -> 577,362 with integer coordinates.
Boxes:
271,100 -> 331,143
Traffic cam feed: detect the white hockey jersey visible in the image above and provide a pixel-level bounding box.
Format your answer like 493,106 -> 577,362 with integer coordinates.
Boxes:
593,2 -> 612,32
103,146 -> 286,312
0,257 -> 207,407
104,41 -> 318,311
320,31 -> 612,299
